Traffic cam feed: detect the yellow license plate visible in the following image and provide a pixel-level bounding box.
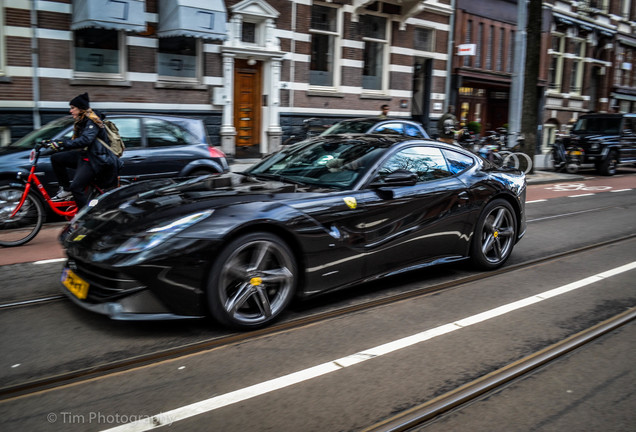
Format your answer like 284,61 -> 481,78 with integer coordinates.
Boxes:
569,150 -> 582,155
62,268 -> 89,300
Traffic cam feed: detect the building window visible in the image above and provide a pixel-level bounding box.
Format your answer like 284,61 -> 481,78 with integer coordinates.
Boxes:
507,30 -> 515,73
485,25 -> 494,70
309,4 -> 340,88
496,28 -> 505,71
548,34 -> 565,92
157,37 -> 200,81
242,22 -> 257,44
74,28 -> 124,77
0,6 -> 5,77
475,23 -> 483,68
464,20 -> 472,67
414,28 -> 434,52
362,14 -> 388,91
569,39 -> 585,95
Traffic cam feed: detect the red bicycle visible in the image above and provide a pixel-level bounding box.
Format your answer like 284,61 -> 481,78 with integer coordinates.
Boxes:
0,143 -> 108,247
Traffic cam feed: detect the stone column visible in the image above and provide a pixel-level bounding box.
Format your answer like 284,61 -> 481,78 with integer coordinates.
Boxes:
267,57 -> 283,154
220,53 -> 236,157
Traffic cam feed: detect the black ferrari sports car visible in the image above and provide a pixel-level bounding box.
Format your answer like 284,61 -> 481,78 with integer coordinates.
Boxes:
59,134 -> 526,329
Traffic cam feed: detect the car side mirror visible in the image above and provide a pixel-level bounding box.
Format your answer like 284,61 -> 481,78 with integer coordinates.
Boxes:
369,169 -> 418,188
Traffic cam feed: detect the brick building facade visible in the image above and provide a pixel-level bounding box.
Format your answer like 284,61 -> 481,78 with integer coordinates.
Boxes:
0,0 -> 453,159
1,0 -> 634,159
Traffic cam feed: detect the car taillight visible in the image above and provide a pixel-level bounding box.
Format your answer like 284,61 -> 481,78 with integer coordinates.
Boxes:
208,146 -> 225,158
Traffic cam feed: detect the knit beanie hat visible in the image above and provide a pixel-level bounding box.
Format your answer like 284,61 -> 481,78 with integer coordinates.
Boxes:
70,92 -> 90,110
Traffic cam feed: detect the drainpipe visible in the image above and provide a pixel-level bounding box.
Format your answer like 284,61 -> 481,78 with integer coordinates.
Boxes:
31,0 -> 41,128
289,1 -> 296,109
444,0 -> 455,111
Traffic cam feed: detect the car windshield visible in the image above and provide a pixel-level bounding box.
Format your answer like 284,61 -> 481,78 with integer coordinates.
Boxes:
573,117 -> 622,134
247,137 -> 389,189
321,120 -> 377,135
7,117 -> 74,149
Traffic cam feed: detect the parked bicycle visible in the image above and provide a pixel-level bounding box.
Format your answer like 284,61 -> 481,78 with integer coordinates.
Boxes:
0,142 -> 112,247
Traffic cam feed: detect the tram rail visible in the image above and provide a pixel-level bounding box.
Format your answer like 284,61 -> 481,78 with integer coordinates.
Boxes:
0,234 -> 634,401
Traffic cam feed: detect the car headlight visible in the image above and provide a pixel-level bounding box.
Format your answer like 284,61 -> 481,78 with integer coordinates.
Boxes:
116,210 -> 213,254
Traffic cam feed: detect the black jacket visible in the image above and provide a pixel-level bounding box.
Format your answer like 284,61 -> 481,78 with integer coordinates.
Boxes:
63,115 -> 122,186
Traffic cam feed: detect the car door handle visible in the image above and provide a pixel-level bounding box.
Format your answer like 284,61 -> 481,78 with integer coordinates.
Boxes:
458,191 -> 470,202
127,156 -> 146,162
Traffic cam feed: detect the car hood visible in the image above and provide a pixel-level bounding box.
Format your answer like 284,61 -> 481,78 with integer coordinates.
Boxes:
0,148 -> 33,172
61,174 -> 330,262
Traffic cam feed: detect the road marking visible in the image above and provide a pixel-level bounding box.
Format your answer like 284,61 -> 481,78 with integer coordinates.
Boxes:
568,193 -> 595,198
526,199 -> 547,204
34,258 -> 66,265
611,189 -> 633,193
102,261 -> 636,432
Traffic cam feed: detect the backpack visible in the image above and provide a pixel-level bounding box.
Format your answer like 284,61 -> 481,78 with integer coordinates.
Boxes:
97,120 -> 125,158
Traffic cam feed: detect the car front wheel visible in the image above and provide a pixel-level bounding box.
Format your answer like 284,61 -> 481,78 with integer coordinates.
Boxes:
471,199 -> 517,270
207,232 -> 297,330
597,150 -> 618,176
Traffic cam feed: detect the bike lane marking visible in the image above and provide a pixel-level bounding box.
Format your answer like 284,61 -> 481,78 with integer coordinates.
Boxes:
102,261 -> 636,432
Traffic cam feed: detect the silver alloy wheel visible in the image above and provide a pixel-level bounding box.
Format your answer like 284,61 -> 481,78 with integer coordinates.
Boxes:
479,204 -> 515,265
215,235 -> 296,327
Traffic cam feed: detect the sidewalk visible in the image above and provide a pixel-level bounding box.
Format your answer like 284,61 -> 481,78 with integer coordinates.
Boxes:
227,158 -> 585,185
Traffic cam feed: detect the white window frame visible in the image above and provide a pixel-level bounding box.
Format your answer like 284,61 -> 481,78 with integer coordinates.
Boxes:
548,33 -> 565,93
240,17 -> 266,47
72,29 -> 127,80
361,13 -> 390,95
621,0 -> 631,19
569,38 -> 585,96
309,3 -> 342,91
157,37 -> 203,84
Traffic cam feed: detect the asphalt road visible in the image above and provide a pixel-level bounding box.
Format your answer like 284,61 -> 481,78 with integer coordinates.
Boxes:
0,169 -> 634,432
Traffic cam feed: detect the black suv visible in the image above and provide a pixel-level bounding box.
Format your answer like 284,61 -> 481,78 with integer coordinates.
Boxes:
562,113 -> 636,175
0,114 -> 229,197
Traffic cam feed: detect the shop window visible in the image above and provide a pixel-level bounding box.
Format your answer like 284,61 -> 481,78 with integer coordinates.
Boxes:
74,28 -> 124,77
158,37 -> 201,81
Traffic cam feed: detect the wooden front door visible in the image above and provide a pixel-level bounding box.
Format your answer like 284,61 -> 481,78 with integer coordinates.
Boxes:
234,59 -> 261,158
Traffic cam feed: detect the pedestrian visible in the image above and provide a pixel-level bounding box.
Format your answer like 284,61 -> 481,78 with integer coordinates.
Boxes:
379,104 -> 389,118
437,105 -> 458,144
49,92 -> 122,208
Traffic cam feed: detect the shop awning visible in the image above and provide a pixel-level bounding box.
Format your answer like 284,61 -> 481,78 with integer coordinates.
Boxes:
71,0 -> 146,32
158,0 -> 227,40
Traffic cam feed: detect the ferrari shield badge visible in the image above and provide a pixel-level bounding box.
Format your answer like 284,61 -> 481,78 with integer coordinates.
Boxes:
344,197 -> 357,209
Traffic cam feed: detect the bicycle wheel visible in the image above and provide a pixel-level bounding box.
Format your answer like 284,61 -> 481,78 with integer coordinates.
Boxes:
0,186 -> 45,247
514,152 -> 533,174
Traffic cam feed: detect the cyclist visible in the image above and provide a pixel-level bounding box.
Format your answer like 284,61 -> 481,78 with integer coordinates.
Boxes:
437,105 -> 458,144
47,92 -> 121,208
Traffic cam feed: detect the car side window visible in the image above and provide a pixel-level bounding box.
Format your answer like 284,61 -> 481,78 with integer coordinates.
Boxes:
404,124 -> 424,137
110,118 -> 142,148
144,118 -> 198,147
378,146 -> 451,182
442,149 -> 474,174
374,123 -> 404,135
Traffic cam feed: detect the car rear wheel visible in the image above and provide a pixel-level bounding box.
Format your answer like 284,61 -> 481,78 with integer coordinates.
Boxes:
470,199 -> 517,270
597,151 -> 618,176
207,232 -> 297,330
